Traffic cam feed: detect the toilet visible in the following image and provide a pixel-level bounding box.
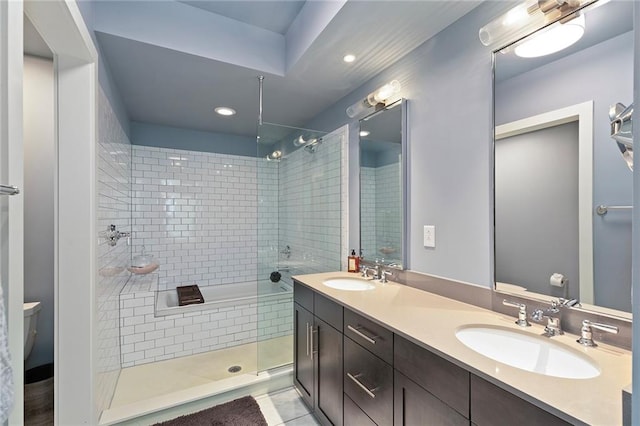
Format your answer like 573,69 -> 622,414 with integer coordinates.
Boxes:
23,302 -> 41,360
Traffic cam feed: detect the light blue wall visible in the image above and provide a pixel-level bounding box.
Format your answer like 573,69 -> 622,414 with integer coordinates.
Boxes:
306,2 -> 509,285
130,121 -> 257,157
496,31 -> 633,311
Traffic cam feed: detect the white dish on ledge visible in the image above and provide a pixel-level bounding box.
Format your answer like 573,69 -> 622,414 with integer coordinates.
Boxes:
127,263 -> 159,275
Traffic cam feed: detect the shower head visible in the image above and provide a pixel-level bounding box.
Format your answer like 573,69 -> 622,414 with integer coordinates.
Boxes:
609,102 -> 633,171
303,138 -> 322,153
266,150 -> 283,161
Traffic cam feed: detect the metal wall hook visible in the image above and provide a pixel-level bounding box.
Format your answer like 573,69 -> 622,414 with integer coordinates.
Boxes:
0,184 -> 19,196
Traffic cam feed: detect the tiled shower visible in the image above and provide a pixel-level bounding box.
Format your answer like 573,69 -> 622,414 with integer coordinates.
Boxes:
96,112 -> 344,411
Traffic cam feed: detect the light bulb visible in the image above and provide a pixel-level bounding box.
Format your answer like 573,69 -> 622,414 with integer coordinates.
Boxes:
346,80 -> 402,118
514,14 -> 585,58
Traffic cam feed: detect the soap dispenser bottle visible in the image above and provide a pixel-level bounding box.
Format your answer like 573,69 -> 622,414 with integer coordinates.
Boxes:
348,249 -> 360,273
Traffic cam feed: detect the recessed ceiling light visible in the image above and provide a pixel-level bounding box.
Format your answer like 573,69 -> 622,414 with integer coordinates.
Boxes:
214,106 -> 236,116
359,130 -> 370,137
514,14 -> 585,58
343,54 -> 356,63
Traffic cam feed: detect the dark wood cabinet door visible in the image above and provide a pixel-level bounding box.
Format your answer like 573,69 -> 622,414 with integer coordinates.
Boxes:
470,375 -> 570,426
294,303 -> 314,409
394,371 -> 469,426
315,318 -> 343,426
394,335 -> 469,418
344,336 -> 393,426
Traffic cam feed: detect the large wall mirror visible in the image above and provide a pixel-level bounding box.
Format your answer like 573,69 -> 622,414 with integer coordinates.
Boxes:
493,0 -> 633,317
359,99 -> 407,269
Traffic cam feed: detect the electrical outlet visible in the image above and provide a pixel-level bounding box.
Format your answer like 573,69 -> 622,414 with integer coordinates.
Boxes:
423,225 -> 435,248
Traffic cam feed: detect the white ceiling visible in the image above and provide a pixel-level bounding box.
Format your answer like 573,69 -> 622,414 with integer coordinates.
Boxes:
94,1 -> 482,137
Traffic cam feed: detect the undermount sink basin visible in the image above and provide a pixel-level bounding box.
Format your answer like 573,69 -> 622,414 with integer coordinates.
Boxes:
456,326 -> 600,379
322,278 -> 375,291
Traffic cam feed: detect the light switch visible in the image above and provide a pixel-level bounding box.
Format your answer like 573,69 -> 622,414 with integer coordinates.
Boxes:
424,225 -> 435,248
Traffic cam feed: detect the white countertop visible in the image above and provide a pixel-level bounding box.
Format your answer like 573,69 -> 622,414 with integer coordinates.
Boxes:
293,271 -> 631,426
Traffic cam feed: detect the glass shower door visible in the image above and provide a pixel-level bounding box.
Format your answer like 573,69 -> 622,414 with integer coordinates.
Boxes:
256,122 -> 341,373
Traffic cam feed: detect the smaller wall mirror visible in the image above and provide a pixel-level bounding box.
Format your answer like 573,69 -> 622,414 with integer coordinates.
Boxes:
359,99 -> 407,268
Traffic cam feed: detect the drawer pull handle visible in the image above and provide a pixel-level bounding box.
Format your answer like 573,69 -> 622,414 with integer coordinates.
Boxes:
310,326 -> 317,361
347,372 -> 377,399
306,322 -> 310,357
347,325 -> 377,345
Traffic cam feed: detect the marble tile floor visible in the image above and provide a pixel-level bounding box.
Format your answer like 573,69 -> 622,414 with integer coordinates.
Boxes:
256,387 -> 320,426
111,335 -> 293,408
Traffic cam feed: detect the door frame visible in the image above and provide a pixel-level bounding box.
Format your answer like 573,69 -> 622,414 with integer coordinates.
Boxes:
495,101 -> 594,304
19,0 -> 97,423
1,0 -> 25,422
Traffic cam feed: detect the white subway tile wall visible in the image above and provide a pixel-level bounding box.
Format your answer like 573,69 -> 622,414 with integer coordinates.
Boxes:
276,133 -> 342,282
360,167 -> 376,260
375,162 -> 402,263
122,133 -> 343,366
131,146 -> 259,291
360,163 -> 402,263
257,160 -> 279,284
96,89 -> 132,413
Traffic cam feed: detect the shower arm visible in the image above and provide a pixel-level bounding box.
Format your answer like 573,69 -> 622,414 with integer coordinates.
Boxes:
258,76 -> 264,126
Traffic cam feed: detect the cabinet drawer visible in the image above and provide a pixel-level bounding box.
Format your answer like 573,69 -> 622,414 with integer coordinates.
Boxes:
394,371 -> 469,426
344,308 -> 393,364
314,293 -> 343,331
344,336 -> 393,426
394,335 -> 469,418
344,394 -> 377,426
294,280 -> 314,312
470,375 -> 570,426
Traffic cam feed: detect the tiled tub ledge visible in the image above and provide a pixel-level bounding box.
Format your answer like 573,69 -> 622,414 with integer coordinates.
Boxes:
119,275 -> 293,367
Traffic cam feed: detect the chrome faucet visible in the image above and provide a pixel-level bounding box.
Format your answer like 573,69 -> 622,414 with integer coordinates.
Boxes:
502,300 -> 530,327
531,300 -> 563,337
360,265 -> 377,279
576,320 -> 619,347
379,269 -> 392,283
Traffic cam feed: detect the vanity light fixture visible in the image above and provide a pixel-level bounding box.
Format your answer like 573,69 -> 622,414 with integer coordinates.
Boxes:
479,0 -> 599,50
343,54 -> 356,63
359,130 -> 370,137
346,80 -> 401,118
215,106 -> 236,116
514,14 -> 585,57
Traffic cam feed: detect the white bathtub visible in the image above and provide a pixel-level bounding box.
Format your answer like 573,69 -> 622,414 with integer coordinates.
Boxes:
155,281 -> 292,317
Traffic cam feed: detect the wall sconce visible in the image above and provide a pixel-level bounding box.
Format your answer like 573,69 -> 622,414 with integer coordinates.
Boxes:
346,80 -> 401,118
478,0 -> 599,50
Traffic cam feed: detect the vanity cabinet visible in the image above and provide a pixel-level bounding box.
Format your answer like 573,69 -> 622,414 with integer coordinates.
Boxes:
293,282 -> 344,426
294,280 -> 573,426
